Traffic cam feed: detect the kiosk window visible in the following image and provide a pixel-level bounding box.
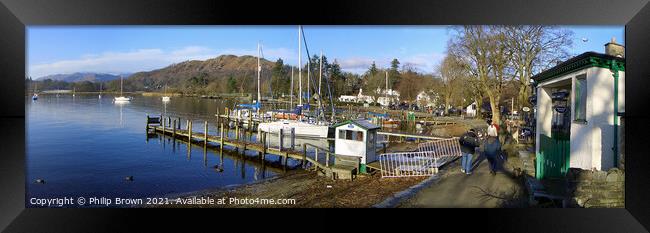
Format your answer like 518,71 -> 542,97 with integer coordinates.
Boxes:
575,75 -> 587,121
339,129 -> 363,141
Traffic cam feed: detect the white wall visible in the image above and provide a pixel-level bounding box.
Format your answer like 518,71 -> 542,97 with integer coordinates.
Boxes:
535,86 -> 553,155
587,67 -> 619,170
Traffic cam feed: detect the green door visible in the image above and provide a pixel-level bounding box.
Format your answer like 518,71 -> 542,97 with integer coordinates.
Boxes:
536,133 -> 570,179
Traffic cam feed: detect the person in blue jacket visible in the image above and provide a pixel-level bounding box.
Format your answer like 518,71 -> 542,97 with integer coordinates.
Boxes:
484,124 -> 502,175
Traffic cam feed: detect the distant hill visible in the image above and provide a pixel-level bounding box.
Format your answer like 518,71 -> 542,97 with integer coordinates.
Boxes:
37,72 -> 124,83
126,55 -> 276,93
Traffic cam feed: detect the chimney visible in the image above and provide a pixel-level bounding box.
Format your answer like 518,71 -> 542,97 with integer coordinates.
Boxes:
605,37 -> 625,58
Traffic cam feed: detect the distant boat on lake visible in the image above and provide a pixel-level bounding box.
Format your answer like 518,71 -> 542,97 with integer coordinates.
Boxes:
32,81 -> 38,100
114,75 -> 131,103
162,85 -> 170,102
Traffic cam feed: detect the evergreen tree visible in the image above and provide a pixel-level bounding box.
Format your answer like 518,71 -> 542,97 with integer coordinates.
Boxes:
367,61 -> 378,77
389,58 -> 401,87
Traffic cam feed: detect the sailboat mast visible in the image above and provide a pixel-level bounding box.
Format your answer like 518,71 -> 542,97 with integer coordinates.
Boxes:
290,66 -> 294,107
319,50 -> 322,98
307,56 -> 310,107
298,25 -> 302,106
385,71 -> 389,107
257,42 -> 261,111
120,76 -> 123,96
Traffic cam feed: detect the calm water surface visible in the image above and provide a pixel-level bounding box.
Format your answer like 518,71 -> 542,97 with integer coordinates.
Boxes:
26,94 -> 326,207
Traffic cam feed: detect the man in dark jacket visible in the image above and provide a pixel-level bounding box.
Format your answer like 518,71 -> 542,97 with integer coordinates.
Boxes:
484,124 -> 502,175
459,129 -> 480,175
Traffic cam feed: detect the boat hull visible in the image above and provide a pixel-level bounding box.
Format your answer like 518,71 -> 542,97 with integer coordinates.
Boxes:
114,97 -> 131,102
258,121 -> 330,138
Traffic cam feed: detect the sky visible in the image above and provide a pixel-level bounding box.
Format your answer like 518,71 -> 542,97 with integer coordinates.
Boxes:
27,26 -> 624,78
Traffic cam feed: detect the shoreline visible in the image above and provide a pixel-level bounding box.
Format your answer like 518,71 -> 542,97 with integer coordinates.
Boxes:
147,169 -> 426,208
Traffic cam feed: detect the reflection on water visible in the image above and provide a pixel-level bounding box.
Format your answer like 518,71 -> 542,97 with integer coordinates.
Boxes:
26,94 -> 329,206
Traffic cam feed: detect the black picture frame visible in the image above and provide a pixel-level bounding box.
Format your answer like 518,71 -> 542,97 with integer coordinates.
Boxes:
1,0 -> 649,232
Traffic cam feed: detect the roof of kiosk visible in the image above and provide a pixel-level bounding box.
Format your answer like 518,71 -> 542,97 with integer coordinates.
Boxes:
333,119 -> 380,130
532,52 -> 625,84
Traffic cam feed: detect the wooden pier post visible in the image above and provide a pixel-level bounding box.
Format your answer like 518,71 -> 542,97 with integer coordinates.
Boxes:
261,132 -> 267,160
172,120 -> 176,137
177,117 -> 181,129
162,115 -> 166,132
235,118 -> 239,140
145,114 -> 149,131
220,123 -> 224,155
216,109 -> 220,124
278,128 -> 284,151
204,121 -> 208,147
248,112 -> 252,131
302,144 -> 307,167
314,148 -> 319,171
283,152 -> 288,168
188,120 -> 192,142
325,151 -> 330,167
290,128 -> 295,150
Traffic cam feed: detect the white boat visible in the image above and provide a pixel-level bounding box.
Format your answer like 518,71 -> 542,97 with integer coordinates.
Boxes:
162,85 -> 171,102
32,82 -> 38,100
258,120 -> 331,138
114,75 -> 130,102
114,96 -> 131,102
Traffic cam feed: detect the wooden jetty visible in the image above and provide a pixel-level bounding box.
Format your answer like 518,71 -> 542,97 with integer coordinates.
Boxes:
146,115 -> 350,180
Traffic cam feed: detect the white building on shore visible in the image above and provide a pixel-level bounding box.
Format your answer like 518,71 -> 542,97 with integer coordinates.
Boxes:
338,88 -> 399,107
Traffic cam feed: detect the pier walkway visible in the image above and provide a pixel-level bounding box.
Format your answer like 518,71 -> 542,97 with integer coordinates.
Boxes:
147,115 -> 352,180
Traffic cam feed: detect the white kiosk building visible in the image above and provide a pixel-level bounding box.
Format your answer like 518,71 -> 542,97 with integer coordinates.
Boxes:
333,119 -> 380,173
531,38 -> 624,179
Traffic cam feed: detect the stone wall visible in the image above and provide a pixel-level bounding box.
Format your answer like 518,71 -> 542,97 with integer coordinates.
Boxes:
567,168 -> 624,208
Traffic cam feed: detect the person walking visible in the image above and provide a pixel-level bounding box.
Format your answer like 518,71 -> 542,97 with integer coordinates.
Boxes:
459,128 -> 480,175
484,124 -> 502,175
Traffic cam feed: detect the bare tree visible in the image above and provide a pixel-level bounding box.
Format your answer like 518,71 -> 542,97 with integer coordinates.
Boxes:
504,26 -> 573,111
437,54 -> 467,114
450,26 -> 511,124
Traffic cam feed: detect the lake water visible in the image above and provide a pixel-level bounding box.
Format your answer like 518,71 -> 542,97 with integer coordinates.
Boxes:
26,94 -> 329,207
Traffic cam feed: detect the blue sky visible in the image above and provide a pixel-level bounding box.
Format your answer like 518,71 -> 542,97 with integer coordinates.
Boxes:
27,26 -> 624,78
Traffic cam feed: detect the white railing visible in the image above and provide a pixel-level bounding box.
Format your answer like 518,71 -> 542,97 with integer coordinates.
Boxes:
379,138 -> 462,178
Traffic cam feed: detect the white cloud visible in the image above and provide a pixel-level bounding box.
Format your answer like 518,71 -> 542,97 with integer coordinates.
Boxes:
29,46 -> 445,78
29,46 -> 294,78
335,52 -> 445,75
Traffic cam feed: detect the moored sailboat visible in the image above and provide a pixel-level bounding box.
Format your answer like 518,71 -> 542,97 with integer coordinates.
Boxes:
32,81 -> 38,100
162,85 -> 170,102
257,25 -> 333,138
114,75 -> 131,102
